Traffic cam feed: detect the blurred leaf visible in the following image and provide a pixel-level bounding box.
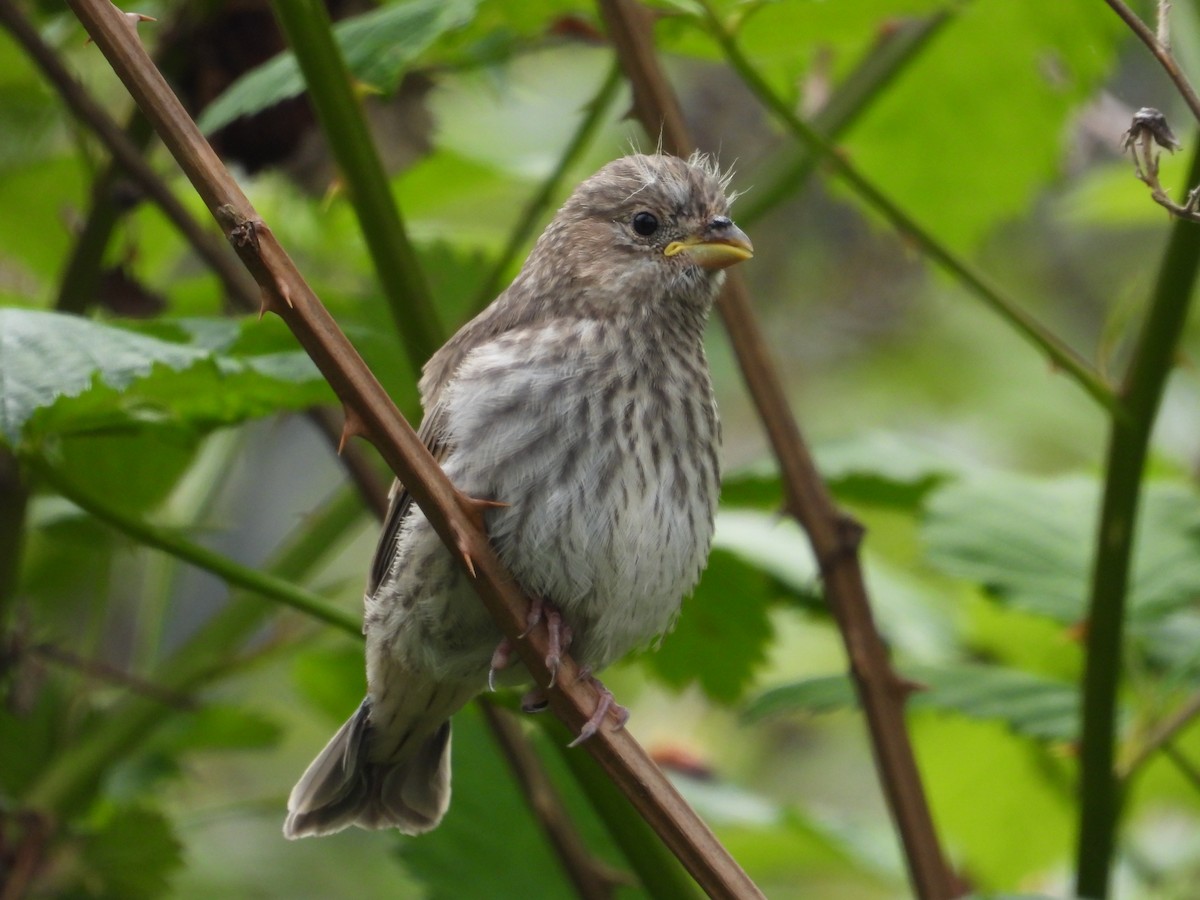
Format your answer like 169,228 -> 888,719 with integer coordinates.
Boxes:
0,310 -> 331,446
744,673 -> 856,721
843,1 -> 1122,250
712,508 -> 822,604
722,431 -> 964,513
746,663 -> 1079,743
152,705 -> 283,754
397,703 -> 625,900
0,677 -> 65,795
198,0 -> 482,134
923,473 -> 1200,624
79,805 -> 183,899
817,430 -> 963,508
291,643 -> 366,723
647,547 -> 776,703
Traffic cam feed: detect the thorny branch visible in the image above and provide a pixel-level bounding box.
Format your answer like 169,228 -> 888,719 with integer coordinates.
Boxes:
594,1 -> 959,898
65,2 -> 764,897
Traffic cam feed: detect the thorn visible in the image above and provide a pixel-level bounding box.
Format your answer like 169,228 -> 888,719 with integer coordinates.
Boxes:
275,277 -> 295,309
338,406 -> 369,454
321,178 -> 343,211
894,675 -> 928,700
451,520 -> 477,578
85,12 -> 155,44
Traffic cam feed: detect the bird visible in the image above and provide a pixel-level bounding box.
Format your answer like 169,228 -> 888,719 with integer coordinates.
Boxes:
283,152 -> 753,839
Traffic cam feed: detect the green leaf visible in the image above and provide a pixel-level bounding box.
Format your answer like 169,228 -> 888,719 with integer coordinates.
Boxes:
842,1 -> 1121,250
923,473 -> 1200,625
817,430 -> 963,508
152,705 -> 284,754
80,805 -> 184,899
291,643 -> 366,723
0,310 -> 332,446
746,664 -> 1079,743
647,547 -> 776,703
0,309 -> 206,444
397,703 -> 625,900
198,0 -> 482,135
711,508 -> 821,603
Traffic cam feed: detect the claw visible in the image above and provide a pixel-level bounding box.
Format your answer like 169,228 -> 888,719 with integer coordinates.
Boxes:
545,608 -> 564,688
489,638 -> 512,691
568,671 -> 629,747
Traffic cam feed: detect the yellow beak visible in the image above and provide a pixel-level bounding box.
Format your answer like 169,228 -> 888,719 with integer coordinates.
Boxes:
664,222 -> 753,270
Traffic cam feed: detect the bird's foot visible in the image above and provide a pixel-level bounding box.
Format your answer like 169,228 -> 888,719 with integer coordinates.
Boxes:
569,668 -> 630,748
488,595 -> 574,689
518,596 -> 573,688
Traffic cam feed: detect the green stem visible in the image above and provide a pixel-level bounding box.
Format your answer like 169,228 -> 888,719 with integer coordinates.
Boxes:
738,10 -> 953,227
700,1 -> 1118,415
471,61 -> 624,310
1075,139 -> 1200,899
0,449 -> 27,621
23,484 -> 365,815
269,0 -> 445,364
29,458 -> 360,636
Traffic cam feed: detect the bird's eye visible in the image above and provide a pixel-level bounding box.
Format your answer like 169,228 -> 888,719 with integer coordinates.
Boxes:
631,211 -> 659,236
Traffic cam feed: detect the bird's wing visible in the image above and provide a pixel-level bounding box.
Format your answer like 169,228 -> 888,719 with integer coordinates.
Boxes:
365,405 -> 451,597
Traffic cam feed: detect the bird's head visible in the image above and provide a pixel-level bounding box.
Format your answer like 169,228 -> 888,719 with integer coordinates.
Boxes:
534,153 -> 753,313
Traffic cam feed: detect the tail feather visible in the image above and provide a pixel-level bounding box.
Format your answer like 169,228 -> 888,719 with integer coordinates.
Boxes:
283,699 -> 452,839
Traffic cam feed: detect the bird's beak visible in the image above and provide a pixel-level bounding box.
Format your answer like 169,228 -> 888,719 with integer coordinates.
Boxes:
664,221 -> 754,270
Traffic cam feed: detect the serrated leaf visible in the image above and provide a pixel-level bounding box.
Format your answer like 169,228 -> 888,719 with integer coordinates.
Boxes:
746,664 -> 1079,743
198,0 -> 481,135
647,547 -> 776,702
923,474 -> 1200,625
712,507 -> 821,602
0,309 -> 209,444
80,805 -> 183,899
0,310 -> 331,446
816,430 -> 965,508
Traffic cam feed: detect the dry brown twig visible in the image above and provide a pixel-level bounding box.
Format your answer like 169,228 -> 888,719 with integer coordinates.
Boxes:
1122,107 -> 1200,221
65,1 -> 764,897
593,1 -> 960,897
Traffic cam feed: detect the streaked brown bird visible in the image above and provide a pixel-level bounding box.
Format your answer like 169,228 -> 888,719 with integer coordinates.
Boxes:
284,152 -> 752,838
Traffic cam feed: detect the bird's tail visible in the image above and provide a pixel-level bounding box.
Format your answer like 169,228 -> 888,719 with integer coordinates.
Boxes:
282,698 -> 452,839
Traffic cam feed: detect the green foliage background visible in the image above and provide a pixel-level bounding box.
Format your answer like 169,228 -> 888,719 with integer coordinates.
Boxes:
1,0 -> 1199,897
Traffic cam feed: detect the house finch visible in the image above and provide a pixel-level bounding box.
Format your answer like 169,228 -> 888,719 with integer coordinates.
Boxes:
284,152 -> 752,838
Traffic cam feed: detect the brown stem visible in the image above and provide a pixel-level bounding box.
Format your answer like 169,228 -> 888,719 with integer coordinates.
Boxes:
594,1 -> 959,897
1120,689 -> 1200,778
28,642 -> 197,709
0,0 -> 390,541
66,3 -> 762,896
480,701 -> 630,900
